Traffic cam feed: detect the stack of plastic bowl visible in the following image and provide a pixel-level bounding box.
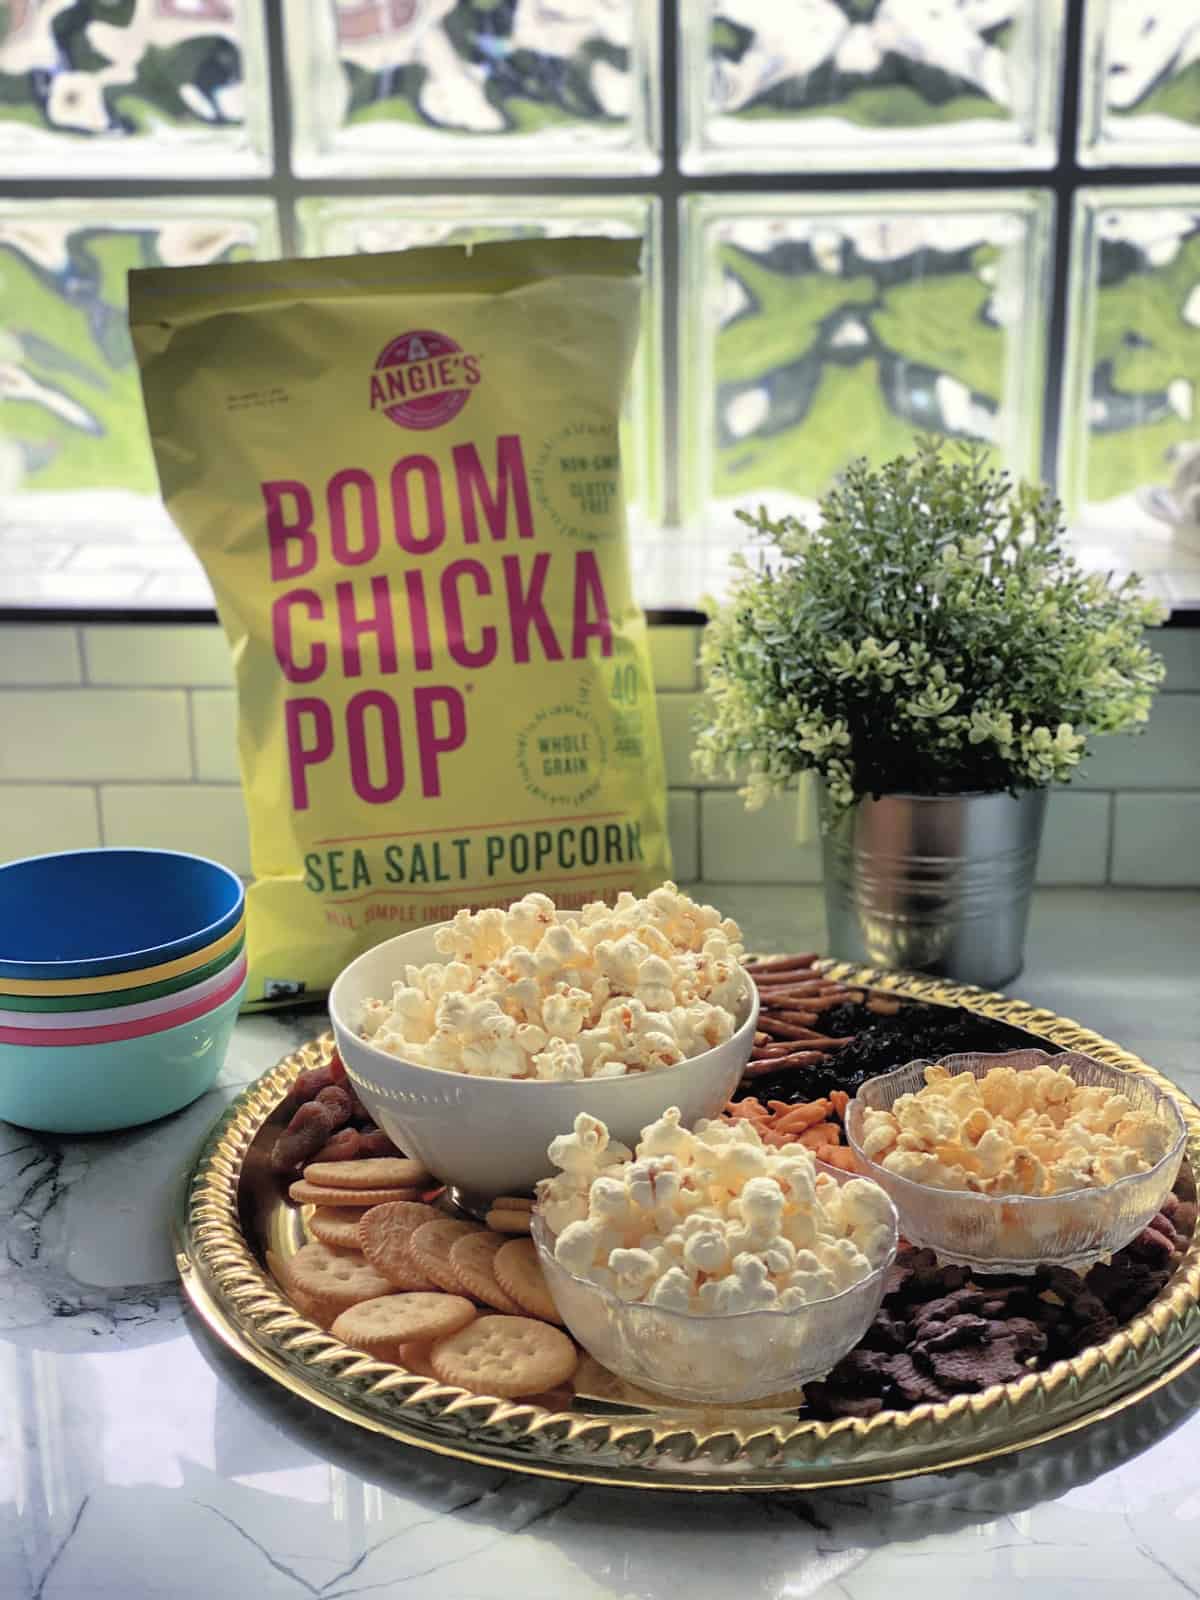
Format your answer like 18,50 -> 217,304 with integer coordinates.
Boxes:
0,849 -> 248,1133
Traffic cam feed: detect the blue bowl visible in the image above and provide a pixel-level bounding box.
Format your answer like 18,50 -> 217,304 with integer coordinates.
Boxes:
0,978 -> 247,1134
0,849 -> 245,981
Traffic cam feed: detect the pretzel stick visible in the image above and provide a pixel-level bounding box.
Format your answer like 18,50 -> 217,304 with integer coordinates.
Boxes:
755,983 -> 846,1001
743,954 -> 819,973
742,1051 -> 828,1078
758,1009 -> 819,1027
757,1016 -> 830,1042
777,1031 -> 856,1050
753,973 -> 842,989
780,993 -> 847,1014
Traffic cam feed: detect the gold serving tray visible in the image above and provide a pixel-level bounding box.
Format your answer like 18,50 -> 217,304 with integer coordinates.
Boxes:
174,967 -> 1200,1490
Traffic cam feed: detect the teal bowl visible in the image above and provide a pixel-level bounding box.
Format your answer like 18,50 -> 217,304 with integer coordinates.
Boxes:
0,978 -> 247,1134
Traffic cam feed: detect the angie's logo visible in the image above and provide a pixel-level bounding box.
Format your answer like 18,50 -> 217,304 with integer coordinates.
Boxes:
369,330 -> 481,430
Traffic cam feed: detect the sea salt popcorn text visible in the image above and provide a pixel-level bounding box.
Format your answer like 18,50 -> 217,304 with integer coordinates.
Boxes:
537,1109 -> 896,1314
360,888 -> 746,1079
860,1063 -> 1172,1196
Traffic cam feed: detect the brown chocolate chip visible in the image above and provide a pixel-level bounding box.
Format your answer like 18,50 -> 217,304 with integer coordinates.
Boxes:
994,1316 -> 1048,1358
926,1337 -> 1028,1392
882,1354 -> 950,1407
804,1381 -> 884,1420
911,1289 -> 987,1328
912,1312 -> 993,1354
859,1308 -> 910,1353
1061,1314 -> 1119,1355
833,1347 -> 895,1390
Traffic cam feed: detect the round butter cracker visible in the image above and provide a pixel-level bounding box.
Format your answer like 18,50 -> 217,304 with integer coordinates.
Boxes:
303,1157 -> 431,1190
410,1218 -> 485,1293
485,1208 -> 533,1235
289,1180 -> 423,1208
331,1293 -> 476,1359
449,1230 -> 524,1314
357,1201 -> 440,1290
493,1238 -> 561,1323
430,1314 -> 578,1399
308,1206 -> 371,1250
280,1240 -> 393,1326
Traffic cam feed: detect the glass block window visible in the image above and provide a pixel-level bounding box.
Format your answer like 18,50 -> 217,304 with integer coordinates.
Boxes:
682,0 -> 1065,173
3,0 -> 1199,613
1062,190 -> 1200,556
0,199 -> 278,535
286,0 -> 660,175
1080,0 -> 1200,166
0,0 -> 271,176
684,192 -> 1051,538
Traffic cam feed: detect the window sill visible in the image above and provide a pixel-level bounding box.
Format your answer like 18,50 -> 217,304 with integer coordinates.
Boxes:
1,528 -> 1198,626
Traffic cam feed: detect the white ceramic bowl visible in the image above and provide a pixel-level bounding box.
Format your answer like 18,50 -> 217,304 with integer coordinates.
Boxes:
329,921 -> 758,1201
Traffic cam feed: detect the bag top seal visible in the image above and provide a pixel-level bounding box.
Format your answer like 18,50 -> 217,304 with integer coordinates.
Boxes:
129,235 -> 642,327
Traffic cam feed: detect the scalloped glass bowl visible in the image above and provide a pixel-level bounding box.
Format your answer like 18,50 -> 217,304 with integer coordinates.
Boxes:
531,1206 -> 898,1404
845,1050 -> 1187,1273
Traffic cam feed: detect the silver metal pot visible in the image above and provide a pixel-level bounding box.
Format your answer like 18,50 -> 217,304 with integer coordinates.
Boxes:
820,787 -> 1048,988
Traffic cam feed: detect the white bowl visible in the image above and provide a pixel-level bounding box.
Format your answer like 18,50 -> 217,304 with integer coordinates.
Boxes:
329,921 -> 759,1201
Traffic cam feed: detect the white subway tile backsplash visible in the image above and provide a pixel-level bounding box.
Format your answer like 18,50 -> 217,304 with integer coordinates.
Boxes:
0,624 -> 1195,894
100,785 -> 252,876
0,691 -> 191,782
1157,630 -> 1200,693
1076,695 -> 1200,790
700,788 -> 821,884
656,692 -> 703,787
191,691 -> 239,782
1035,791 -> 1111,886
1111,794 -> 1200,887
658,692 -> 737,788
668,789 -> 699,882
0,625 -> 81,685
648,628 -> 701,692
0,785 -> 100,862
83,625 -> 233,687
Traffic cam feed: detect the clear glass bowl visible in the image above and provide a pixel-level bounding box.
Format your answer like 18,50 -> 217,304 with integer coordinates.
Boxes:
845,1050 -> 1187,1273
531,1206 -> 898,1405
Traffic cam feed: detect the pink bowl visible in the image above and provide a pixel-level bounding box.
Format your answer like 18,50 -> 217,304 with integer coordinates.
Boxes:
0,952 -> 247,1032
0,956 -> 247,1047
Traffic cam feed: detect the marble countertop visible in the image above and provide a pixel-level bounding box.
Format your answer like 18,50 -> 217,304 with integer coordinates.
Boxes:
4,887 -> 1199,1600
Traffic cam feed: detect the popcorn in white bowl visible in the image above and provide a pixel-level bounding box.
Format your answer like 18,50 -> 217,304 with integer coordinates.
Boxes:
327,904 -> 759,1198
360,886 -> 745,1081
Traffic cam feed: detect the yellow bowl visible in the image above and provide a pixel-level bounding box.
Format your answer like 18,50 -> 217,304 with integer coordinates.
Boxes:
0,915 -> 246,998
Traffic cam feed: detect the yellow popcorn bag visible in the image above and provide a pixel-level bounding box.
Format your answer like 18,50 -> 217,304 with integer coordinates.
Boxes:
129,238 -> 670,1007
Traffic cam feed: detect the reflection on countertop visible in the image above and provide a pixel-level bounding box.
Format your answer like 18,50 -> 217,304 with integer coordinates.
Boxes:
2,887 -> 1198,1600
